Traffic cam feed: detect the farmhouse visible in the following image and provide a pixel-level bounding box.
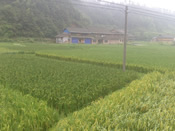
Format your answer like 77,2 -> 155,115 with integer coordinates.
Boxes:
152,35 -> 175,42
56,27 -> 124,44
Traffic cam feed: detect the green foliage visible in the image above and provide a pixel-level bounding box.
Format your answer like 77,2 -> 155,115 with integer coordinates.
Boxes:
0,0 -> 90,38
54,72 -> 175,130
0,85 -> 59,131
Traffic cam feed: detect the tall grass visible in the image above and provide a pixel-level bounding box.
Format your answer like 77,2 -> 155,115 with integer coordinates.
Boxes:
55,72 -> 175,130
0,85 -> 59,131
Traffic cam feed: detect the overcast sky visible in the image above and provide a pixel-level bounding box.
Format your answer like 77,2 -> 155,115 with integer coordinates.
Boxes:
109,0 -> 175,11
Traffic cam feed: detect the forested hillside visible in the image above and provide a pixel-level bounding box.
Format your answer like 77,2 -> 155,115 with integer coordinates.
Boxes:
0,0 -> 89,38
1,0 -> 175,40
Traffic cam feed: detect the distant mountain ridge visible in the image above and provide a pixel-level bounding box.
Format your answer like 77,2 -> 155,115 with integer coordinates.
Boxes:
1,0 -> 175,40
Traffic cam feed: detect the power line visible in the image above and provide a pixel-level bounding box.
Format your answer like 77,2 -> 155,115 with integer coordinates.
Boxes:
98,0 -> 175,18
130,11 -> 175,23
51,0 -> 175,22
129,7 -> 175,18
129,9 -> 175,20
97,0 -> 126,7
128,6 -> 175,18
81,1 -> 175,21
48,0 -> 124,13
49,0 -> 175,21
133,10 -> 175,22
70,0 -> 125,10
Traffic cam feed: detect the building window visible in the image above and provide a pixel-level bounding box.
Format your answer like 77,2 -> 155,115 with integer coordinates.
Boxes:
105,40 -> 108,43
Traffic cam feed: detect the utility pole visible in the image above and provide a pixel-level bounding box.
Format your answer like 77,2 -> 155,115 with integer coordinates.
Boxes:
123,6 -> 128,72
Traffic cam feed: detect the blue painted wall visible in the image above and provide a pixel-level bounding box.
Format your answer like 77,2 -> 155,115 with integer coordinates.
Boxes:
64,29 -> 70,34
72,38 -> 79,43
85,38 -> 92,44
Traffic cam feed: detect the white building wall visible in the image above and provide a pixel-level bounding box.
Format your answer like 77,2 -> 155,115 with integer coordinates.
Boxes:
56,37 -> 70,43
63,37 -> 69,43
56,38 -> 63,43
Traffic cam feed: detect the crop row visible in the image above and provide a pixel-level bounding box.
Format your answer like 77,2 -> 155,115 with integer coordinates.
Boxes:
0,54 -> 141,114
36,53 -> 166,73
0,85 -> 59,131
55,72 -> 175,130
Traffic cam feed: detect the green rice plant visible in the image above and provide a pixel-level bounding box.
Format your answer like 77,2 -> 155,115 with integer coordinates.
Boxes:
1,42 -> 175,130
0,54 -> 141,115
1,42 -> 175,70
54,72 -> 175,130
35,53 -> 166,73
0,47 -> 15,54
33,43 -> 175,70
0,85 -> 59,131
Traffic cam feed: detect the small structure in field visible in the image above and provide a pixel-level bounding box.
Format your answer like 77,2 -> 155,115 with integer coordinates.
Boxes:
56,27 -> 124,44
152,35 -> 175,42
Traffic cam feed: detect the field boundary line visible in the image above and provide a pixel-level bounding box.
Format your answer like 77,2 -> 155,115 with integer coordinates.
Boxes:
2,51 -> 35,54
35,53 -> 166,73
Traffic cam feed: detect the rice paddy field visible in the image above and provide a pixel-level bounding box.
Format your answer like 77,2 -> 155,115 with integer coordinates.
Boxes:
1,42 -> 175,69
0,41 -> 175,130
